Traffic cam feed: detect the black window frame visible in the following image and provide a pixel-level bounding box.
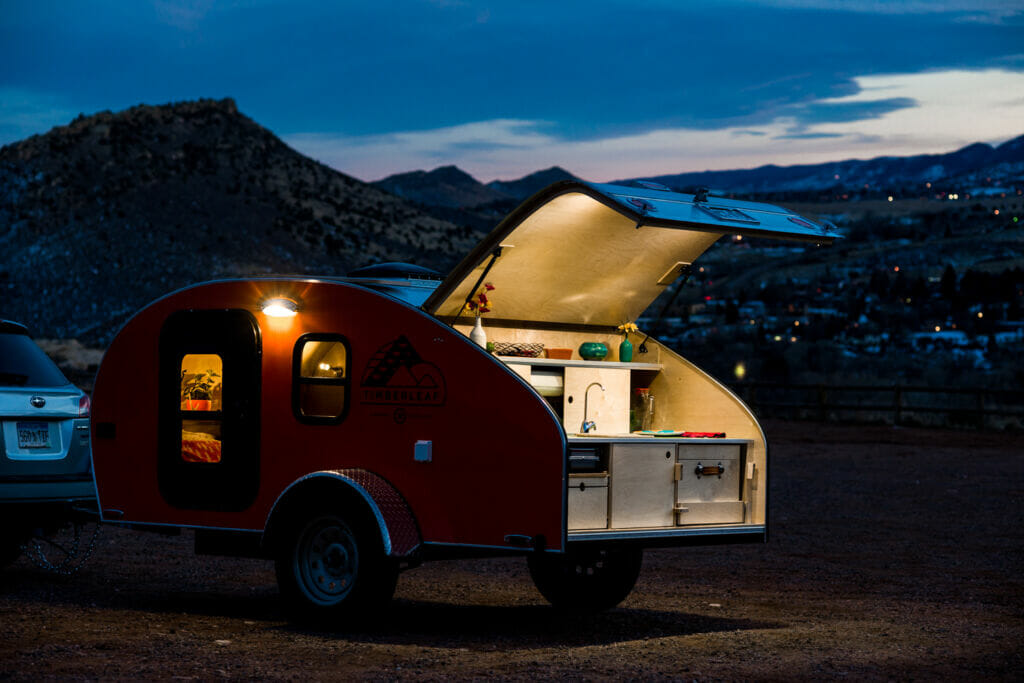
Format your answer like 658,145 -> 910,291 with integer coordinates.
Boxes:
157,308 -> 261,512
292,333 -> 351,425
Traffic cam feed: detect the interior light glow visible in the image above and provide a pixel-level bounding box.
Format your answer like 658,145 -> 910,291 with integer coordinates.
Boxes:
262,298 -> 298,317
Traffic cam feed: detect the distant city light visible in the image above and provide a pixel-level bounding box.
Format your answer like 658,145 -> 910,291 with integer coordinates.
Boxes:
894,266 -> 900,272
978,312 -> 984,319
994,209 -> 1000,215
887,196 -> 894,202
734,362 -> 746,380
773,335 -> 782,341
926,182 -> 932,188
934,325 -> 941,332
794,320 -> 800,326
790,336 -> 797,343
905,297 -> 912,304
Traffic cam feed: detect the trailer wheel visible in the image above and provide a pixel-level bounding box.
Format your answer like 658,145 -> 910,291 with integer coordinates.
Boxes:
528,548 -> 642,611
275,505 -> 397,620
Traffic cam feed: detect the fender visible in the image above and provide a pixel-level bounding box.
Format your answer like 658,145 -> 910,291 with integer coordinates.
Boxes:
266,469 -> 421,557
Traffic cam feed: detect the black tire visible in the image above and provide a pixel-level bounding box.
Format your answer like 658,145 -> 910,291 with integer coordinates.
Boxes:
274,505 -> 398,621
528,547 -> 643,611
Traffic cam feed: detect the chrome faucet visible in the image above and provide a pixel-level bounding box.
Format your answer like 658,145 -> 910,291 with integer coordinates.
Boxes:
580,382 -> 605,433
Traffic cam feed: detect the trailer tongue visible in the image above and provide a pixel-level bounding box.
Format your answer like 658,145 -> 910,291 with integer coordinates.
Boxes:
90,181 -> 833,619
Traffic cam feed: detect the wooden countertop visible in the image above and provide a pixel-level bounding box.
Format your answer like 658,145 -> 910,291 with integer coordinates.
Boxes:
566,435 -> 752,445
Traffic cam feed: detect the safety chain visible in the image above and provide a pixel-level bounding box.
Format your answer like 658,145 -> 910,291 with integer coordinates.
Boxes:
20,522 -> 102,576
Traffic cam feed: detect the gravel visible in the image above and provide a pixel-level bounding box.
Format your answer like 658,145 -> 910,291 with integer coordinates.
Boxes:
1,420 -> 1021,680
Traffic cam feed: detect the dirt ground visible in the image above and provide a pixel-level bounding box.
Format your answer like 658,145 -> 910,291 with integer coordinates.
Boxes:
1,420 -> 1021,680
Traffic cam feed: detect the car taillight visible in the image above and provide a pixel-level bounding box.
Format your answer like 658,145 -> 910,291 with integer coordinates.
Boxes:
79,395 -> 91,417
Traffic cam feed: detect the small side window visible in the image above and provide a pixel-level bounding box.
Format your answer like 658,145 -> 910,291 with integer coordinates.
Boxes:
294,335 -> 349,423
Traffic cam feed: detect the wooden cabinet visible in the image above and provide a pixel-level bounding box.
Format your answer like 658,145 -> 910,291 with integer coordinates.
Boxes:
567,474 -> 609,530
675,443 -> 746,524
563,366 -> 630,435
609,443 -> 676,528
500,357 -> 660,435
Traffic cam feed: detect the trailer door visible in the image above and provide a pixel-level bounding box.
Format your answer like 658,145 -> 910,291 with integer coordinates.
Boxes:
157,309 -> 261,511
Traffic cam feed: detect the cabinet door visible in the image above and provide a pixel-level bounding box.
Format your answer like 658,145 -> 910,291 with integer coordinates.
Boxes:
609,444 -> 676,528
563,366 -> 629,435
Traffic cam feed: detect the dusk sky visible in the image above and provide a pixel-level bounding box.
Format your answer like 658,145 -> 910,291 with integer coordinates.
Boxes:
2,1 -> 1023,182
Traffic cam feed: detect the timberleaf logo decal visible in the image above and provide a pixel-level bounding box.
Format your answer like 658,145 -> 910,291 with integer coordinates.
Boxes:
359,335 -> 446,406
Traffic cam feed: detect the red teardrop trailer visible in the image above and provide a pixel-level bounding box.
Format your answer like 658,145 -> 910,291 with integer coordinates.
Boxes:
90,181 -> 834,618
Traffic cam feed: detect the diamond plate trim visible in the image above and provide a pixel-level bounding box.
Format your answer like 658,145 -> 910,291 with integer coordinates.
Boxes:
327,469 -> 422,557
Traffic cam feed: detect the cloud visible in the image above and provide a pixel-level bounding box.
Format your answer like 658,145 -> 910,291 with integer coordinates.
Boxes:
152,0 -> 216,30
790,97 -> 918,126
0,89 -> 77,146
751,0 -> 1023,22
286,68 -> 1024,183
285,119 -> 558,180
774,132 -> 845,140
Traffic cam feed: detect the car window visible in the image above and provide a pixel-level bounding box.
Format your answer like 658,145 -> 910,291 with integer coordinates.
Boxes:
0,333 -> 69,387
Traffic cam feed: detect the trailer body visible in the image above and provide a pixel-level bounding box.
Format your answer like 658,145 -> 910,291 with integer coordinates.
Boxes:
91,181 -> 835,615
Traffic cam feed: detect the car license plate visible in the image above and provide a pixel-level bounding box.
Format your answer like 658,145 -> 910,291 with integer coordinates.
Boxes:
17,421 -> 51,449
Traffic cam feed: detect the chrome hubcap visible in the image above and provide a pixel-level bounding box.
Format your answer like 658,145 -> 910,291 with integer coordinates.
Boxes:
296,518 -> 358,605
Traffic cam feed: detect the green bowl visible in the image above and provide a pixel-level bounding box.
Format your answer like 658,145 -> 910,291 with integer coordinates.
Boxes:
578,342 -> 609,361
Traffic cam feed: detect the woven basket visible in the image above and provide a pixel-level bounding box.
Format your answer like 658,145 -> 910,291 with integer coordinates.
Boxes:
493,342 -> 545,358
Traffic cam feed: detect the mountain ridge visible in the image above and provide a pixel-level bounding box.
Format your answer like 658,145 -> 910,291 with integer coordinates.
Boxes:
0,98 -> 482,344
372,136 -> 1024,214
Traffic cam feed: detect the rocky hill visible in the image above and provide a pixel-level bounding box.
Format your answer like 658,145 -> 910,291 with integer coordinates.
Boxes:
0,99 -> 482,344
486,166 -> 578,200
372,165 -> 510,208
372,164 -> 580,233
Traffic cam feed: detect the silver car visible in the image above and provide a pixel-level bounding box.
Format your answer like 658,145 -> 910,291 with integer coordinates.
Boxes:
0,320 -> 95,565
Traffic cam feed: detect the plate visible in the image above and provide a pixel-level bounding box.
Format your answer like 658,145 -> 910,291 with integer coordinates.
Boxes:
635,429 -> 683,437
17,421 -> 51,449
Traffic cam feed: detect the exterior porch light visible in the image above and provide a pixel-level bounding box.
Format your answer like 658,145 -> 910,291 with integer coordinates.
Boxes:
262,298 -> 298,317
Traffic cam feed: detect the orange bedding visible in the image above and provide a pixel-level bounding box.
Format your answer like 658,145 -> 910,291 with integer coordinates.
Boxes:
181,430 -> 222,463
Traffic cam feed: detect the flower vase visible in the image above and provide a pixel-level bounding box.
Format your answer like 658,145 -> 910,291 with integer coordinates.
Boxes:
619,337 -> 633,362
470,316 -> 487,347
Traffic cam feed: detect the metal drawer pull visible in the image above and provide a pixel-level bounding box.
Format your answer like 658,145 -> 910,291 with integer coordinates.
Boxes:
695,462 -> 725,478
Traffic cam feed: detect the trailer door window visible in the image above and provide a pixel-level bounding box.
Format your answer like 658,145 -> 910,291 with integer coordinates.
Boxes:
180,354 -> 223,463
158,308 -> 261,512
294,335 -> 350,423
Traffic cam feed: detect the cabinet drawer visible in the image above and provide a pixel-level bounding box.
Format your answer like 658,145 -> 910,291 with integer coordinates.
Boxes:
674,501 -> 745,525
676,444 -> 742,503
567,475 -> 608,530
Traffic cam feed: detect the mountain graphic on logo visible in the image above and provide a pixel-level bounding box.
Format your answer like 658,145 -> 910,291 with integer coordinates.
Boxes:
360,335 -> 446,406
